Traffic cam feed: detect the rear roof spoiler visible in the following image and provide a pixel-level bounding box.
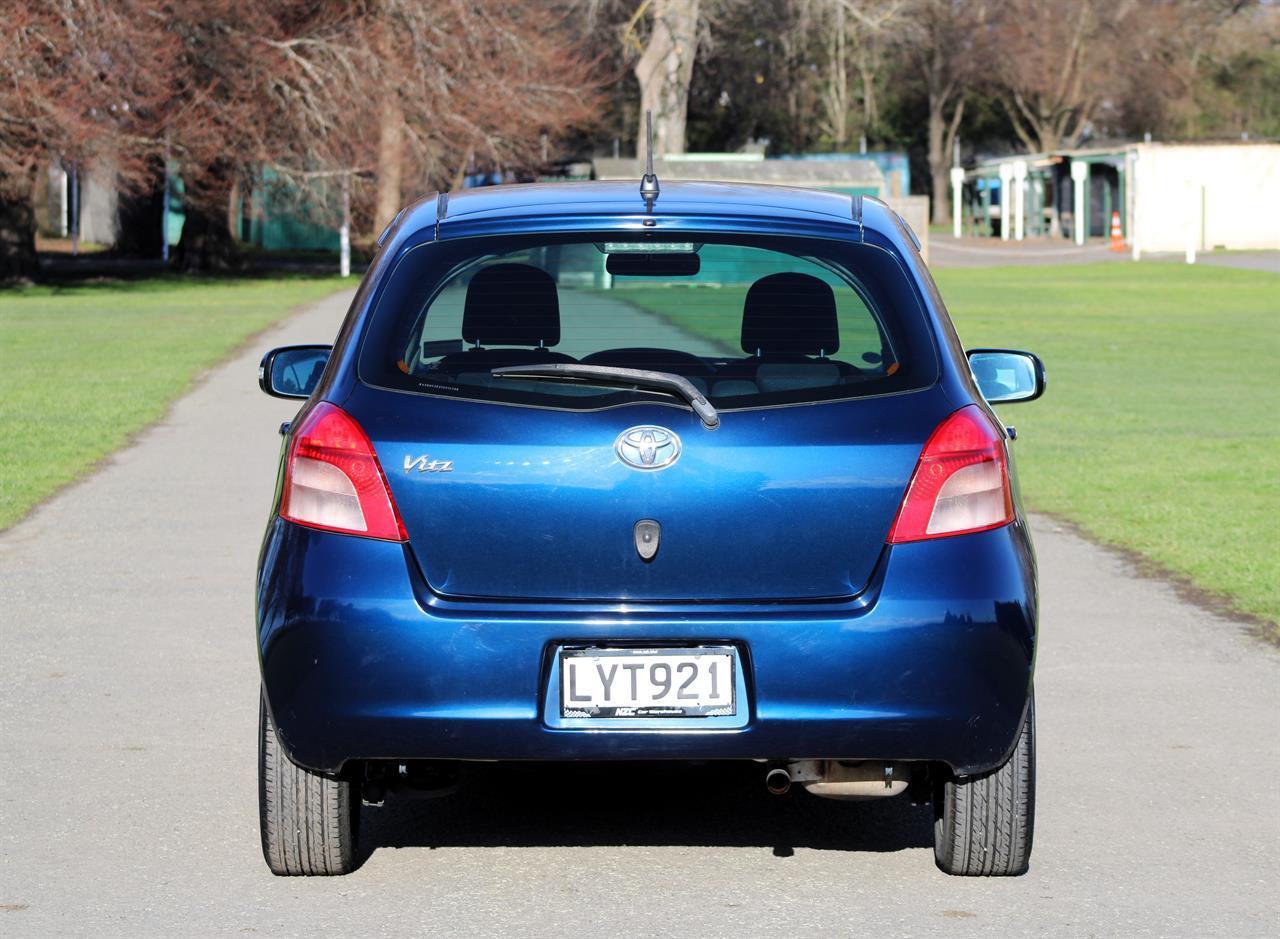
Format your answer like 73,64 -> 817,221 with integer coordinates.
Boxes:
376,190 -> 451,248
376,207 -> 407,247
434,192 -> 449,241
857,193 -> 923,254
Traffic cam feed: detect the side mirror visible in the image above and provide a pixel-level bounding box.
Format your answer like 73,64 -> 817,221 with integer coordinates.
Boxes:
966,349 -> 1046,404
259,345 -> 332,399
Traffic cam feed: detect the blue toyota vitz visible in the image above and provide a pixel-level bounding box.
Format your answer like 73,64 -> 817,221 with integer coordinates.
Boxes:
256,175 -> 1045,876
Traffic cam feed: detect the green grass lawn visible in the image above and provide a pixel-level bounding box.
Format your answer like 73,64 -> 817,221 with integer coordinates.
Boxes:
0,275 -> 346,529
610,263 -> 1280,627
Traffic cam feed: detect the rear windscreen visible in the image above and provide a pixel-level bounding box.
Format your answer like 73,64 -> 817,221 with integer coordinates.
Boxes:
359,235 -> 937,411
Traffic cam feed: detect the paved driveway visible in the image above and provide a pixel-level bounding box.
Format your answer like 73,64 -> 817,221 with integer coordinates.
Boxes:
2,290 -> 1277,936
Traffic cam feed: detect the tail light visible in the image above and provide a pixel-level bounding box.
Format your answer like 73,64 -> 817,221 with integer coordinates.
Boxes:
887,405 -> 1014,544
280,402 -> 407,541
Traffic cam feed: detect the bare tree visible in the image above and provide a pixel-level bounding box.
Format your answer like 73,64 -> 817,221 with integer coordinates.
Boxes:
991,0 -> 1263,152
159,1 -> 381,269
897,0 -> 990,224
362,0 -> 600,233
809,0 -> 906,149
993,0 -> 1136,153
160,0 -> 598,266
628,0 -> 702,156
1110,0 -> 1261,138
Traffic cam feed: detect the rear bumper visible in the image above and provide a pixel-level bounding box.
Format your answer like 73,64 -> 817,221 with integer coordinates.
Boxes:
256,519 -> 1037,776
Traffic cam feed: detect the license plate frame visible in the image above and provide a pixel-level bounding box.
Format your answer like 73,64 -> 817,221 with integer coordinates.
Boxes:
558,646 -> 738,719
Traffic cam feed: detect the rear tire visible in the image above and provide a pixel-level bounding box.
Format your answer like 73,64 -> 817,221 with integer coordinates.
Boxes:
258,693 -> 359,875
933,695 -> 1035,876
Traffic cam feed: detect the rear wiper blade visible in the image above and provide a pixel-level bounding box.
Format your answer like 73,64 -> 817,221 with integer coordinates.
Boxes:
491,363 -> 719,430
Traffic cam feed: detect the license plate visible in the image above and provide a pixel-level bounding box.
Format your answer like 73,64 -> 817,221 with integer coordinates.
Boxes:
559,647 -> 736,718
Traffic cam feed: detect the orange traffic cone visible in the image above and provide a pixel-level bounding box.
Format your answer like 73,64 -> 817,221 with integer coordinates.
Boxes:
1108,210 -> 1124,252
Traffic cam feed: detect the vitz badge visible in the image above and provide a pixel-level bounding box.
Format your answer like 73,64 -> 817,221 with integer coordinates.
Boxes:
404,455 -> 453,473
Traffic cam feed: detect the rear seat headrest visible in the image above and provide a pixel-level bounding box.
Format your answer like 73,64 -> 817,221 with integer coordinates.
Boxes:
463,263 -> 560,347
741,272 -> 839,357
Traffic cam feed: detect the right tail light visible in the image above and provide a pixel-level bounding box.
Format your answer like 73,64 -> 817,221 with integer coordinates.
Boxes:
886,405 -> 1014,544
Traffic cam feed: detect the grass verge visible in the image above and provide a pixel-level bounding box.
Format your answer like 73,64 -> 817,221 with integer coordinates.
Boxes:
609,263 -> 1280,627
0,275 -> 347,530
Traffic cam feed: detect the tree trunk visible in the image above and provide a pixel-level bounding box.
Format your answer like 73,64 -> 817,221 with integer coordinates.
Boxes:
634,0 -> 700,157
928,91 -> 949,225
856,43 -> 878,139
822,2 -> 849,148
928,86 -> 965,226
0,170 -> 39,282
114,168 -> 165,258
373,99 -> 405,236
175,168 -> 240,272
176,201 -> 240,272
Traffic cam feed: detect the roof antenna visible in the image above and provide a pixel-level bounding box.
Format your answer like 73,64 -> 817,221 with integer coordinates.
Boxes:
640,110 -> 660,215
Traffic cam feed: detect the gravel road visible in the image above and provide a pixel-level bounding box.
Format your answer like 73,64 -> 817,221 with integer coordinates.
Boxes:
2,289 -> 1277,937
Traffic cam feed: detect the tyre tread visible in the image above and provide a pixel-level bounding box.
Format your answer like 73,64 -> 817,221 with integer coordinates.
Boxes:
934,696 -> 1035,876
258,694 -> 357,876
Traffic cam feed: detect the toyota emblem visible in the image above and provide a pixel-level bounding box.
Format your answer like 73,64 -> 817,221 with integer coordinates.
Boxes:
615,426 -> 681,471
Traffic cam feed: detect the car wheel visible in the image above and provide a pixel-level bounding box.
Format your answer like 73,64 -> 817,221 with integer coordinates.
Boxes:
258,692 -> 359,876
933,694 -> 1035,876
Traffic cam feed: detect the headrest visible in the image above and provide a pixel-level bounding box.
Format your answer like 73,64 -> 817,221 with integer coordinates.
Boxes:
463,263 -> 560,347
740,272 -> 839,357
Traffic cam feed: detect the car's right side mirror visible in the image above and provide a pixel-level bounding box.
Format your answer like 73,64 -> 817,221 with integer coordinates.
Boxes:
259,345 -> 332,399
966,349 -> 1046,404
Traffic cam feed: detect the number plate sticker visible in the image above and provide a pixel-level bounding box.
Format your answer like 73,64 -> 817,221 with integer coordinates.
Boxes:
559,647 -> 737,718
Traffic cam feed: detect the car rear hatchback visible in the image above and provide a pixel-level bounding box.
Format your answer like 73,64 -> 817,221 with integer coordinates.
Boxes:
255,181 -> 1043,877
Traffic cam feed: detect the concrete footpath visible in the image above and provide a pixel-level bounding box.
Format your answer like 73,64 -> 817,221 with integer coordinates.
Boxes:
930,235 -> 1280,271
1,289 -> 1277,936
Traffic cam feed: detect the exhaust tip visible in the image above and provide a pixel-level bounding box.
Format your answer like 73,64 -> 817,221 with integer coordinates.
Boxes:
765,767 -> 792,795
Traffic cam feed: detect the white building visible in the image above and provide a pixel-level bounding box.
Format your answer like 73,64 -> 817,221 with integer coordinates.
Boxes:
1130,143 -> 1280,253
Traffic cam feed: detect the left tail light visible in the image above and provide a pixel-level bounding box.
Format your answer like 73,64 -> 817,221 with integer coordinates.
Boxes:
280,402 -> 407,541
886,405 -> 1014,544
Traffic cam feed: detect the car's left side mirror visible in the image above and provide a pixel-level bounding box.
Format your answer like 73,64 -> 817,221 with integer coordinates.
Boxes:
966,349 -> 1046,404
259,345 -> 332,399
